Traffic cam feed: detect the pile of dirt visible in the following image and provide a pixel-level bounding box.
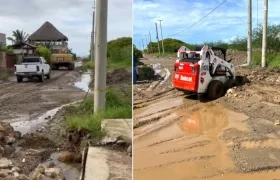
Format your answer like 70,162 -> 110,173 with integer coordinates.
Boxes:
0,123 -> 22,158
106,68 -> 131,85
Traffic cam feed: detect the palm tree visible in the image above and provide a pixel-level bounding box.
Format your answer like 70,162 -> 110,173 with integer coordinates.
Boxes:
7,29 -> 29,44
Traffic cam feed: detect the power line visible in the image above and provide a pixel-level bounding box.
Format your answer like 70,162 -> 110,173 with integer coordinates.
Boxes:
167,0 -> 228,37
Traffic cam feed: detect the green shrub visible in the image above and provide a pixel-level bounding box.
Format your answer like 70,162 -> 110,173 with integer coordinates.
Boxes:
36,45 -> 51,64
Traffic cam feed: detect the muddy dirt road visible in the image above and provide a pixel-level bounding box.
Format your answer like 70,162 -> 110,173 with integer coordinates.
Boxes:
0,69 -> 85,123
134,52 -> 280,180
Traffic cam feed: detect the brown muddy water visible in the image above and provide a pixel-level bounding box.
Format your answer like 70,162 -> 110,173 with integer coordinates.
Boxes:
133,101 -> 280,180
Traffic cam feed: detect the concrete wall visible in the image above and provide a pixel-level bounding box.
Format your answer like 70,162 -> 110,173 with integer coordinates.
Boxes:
0,52 -> 7,69
0,33 -> 6,46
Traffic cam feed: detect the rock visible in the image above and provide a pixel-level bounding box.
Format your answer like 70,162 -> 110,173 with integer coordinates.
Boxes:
4,145 -> 15,156
116,140 -> 125,145
3,123 -> 14,132
17,174 -> 31,180
127,144 -> 132,153
0,170 -> 9,178
35,164 -> 45,174
11,166 -> 21,173
44,168 -> 62,178
0,145 -> 4,154
13,171 -> 19,177
274,120 -> 280,126
34,174 -> 52,180
5,136 -> 16,145
0,124 -> 6,132
227,88 -> 234,94
86,133 -> 91,139
13,131 -> 22,139
44,161 -> 55,169
0,132 -> 5,141
57,151 -> 79,163
32,169 -> 43,180
0,158 -> 13,168
100,136 -> 118,144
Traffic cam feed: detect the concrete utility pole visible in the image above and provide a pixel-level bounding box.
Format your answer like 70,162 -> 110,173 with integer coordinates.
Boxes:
149,31 -> 152,53
257,0 -> 259,26
91,0 -> 96,63
94,0 -> 108,112
155,22 -> 161,55
247,0 -> 252,65
142,38 -> 145,53
261,0 -> 268,68
139,42 -> 143,53
158,19 -> 165,55
145,35 -> 149,53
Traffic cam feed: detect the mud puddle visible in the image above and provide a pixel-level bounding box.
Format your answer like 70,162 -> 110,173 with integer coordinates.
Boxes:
75,61 -> 83,67
134,103 -> 249,180
74,71 -> 91,92
5,101 -> 81,136
29,152 -> 81,180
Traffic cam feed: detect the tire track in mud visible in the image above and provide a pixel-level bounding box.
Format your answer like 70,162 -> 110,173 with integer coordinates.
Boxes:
134,155 -> 215,171
134,116 -> 183,141
134,89 -> 180,109
134,107 -> 179,128
0,71 -> 74,115
154,140 -> 211,155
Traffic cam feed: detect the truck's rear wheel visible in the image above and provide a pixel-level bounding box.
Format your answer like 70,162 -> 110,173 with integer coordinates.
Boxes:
39,72 -> 44,82
46,70 -> 51,79
16,76 -> 23,83
68,63 -> 75,70
207,80 -> 225,100
224,79 -> 237,90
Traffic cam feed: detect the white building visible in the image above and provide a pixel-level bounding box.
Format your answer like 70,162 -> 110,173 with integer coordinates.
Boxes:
0,33 -> 6,45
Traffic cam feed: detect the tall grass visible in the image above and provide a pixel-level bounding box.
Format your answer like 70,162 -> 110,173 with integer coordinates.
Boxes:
65,88 -> 132,138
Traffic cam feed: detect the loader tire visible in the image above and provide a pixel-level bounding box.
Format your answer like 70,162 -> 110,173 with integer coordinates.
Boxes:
224,79 -> 237,90
207,80 -> 225,100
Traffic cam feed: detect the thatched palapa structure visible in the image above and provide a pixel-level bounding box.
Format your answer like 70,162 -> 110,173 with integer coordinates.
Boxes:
28,21 -> 69,53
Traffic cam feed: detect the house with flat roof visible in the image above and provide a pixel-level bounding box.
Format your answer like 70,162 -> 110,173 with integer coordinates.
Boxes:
0,33 -> 6,46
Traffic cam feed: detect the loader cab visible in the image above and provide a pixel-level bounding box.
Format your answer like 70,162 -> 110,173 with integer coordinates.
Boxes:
173,47 -> 203,92
208,47 -> 228,76
210,47 -> 227,60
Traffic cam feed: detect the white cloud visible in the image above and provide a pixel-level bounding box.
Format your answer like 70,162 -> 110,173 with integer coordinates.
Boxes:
0,0 -> 132,56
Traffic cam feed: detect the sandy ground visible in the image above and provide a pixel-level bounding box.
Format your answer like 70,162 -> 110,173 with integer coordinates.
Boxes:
133,52 -> 280,180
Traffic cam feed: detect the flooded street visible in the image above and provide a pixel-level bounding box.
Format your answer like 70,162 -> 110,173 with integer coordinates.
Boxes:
134,54 -> 280,180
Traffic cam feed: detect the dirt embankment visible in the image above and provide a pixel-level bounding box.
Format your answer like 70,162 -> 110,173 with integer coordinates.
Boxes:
134,52 -> 280,180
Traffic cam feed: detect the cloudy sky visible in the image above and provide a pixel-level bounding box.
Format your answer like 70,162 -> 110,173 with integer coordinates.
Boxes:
134,0 -> 280,49
0,0 -> 132,57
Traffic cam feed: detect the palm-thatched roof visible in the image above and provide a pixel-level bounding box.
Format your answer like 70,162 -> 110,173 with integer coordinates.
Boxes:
28,21 -> 68,41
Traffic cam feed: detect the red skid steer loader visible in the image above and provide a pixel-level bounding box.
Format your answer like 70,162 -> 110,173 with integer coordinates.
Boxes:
172,45 -> 237,100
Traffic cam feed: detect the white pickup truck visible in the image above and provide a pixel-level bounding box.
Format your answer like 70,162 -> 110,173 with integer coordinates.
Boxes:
14,56 -> 51,83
